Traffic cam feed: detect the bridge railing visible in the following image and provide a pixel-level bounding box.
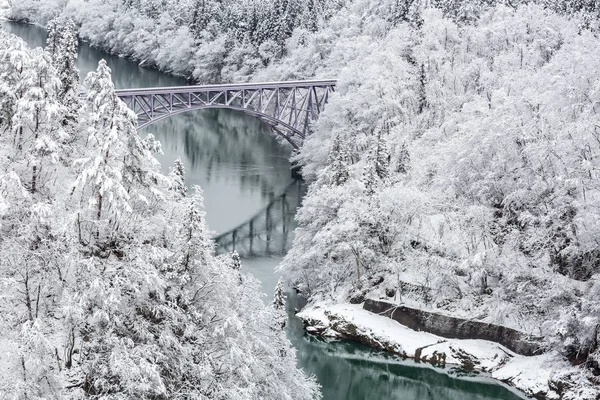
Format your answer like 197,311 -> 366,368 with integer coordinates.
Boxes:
115,79 -> 337,96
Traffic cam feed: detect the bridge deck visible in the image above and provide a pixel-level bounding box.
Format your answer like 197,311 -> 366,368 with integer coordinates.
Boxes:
115,79 -> 338,96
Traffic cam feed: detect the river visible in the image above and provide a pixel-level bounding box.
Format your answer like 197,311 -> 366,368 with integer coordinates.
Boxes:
2,20 -> 527,400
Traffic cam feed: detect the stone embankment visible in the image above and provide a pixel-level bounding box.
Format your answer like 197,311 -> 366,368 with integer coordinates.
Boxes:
363,299 -> 543,356
297,301 -> 595,399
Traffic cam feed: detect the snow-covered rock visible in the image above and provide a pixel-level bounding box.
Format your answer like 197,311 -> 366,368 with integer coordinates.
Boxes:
298,303 -> 599,400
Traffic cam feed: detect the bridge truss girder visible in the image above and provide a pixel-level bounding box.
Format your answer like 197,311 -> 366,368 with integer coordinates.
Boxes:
116,80 -> 336,149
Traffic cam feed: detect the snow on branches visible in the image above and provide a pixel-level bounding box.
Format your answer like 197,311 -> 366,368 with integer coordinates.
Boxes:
0,31 -> 320,400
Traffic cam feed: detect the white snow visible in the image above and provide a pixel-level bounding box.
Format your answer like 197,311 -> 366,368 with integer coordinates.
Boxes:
298,302 -> 569,399
491,354 -> 563,399
0,337 -> 17,393
0,0 -> 8,17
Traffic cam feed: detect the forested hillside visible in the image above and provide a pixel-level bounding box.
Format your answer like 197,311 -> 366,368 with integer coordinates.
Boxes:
277,3 -> 600,398
6,0 -> 600,398
279,3 -> 600,397
8,0 -> 600,83
0,26 -> 320,398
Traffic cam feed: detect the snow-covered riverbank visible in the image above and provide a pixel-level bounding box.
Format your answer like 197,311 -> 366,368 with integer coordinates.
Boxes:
298,302 -> 598,400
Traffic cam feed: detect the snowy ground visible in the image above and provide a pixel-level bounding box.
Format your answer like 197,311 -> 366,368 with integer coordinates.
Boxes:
298,303 -> 596,400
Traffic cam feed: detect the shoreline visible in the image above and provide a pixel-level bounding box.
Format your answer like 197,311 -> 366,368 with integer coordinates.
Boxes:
297,301 -> 592,400
0,16 -> 194,81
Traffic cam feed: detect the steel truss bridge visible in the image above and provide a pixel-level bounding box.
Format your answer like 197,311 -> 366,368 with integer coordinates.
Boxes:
116,80 -> 336,148
213,180 -> 305,258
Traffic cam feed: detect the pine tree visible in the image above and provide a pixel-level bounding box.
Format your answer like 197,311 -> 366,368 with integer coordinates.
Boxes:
374,129 -> 390,182
396,142 -> 411,174
45,17 -> 60,56
178,186 -> 213,272
271,278 -> 287,328
272,277 -> 287,310
12,48 -> 66,194
169,158 -> 187,196
45,17 -> 80,95
55,19 -> 80,124
328,133 -> 350,186
73,60 -> 133,239
362,149 -> 378,196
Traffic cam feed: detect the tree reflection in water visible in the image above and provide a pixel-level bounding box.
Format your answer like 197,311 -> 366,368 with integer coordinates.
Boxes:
146,108 -> 295,234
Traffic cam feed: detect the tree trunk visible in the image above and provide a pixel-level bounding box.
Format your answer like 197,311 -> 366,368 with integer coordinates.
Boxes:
24,270 -> 33,322
31,165 -> 37,194
31,111 -> 40,193
96,193 -> 103,239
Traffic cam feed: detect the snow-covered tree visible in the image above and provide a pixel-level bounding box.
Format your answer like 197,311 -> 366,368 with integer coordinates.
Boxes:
328,133 -> 350,186
374,128 -> 390,182
362,148 -> 379,197
72,60 -> 132,239
45,17 -> 60,56
169,157 -> 187,196
178,186 -> 213,271
395,142 -> 410,174
11,47 -> 66,193
272,277 -> 287,328
0,32 -> 33,136
73,59 -> 163,243
53,19 -> 80,124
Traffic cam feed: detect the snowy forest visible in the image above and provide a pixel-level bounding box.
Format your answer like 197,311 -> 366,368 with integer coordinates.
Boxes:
4,0 -> 600,398
0,22 -> 320,398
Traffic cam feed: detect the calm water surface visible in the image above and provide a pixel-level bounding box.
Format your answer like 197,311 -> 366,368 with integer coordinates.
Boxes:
2,20 -> 527,400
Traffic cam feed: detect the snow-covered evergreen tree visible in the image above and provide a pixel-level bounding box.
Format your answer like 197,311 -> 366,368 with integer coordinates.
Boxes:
395,142 -> 410,174
272,277 -> 287,328
45,17 -> 60,56
328,133 -> 350,186
72,60 -> 133,239
374,128 -> 390,182
362,147 -> 379,196
169,157 -> 187,196
11,47 -> 66,193
54,19 -> 80,124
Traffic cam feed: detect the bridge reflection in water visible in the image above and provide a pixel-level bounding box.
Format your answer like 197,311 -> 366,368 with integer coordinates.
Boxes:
214,180 -> 305,258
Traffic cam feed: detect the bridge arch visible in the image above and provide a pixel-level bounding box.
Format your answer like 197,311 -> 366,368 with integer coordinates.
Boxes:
116,80 -> 336,149
135,104 -> 305,149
